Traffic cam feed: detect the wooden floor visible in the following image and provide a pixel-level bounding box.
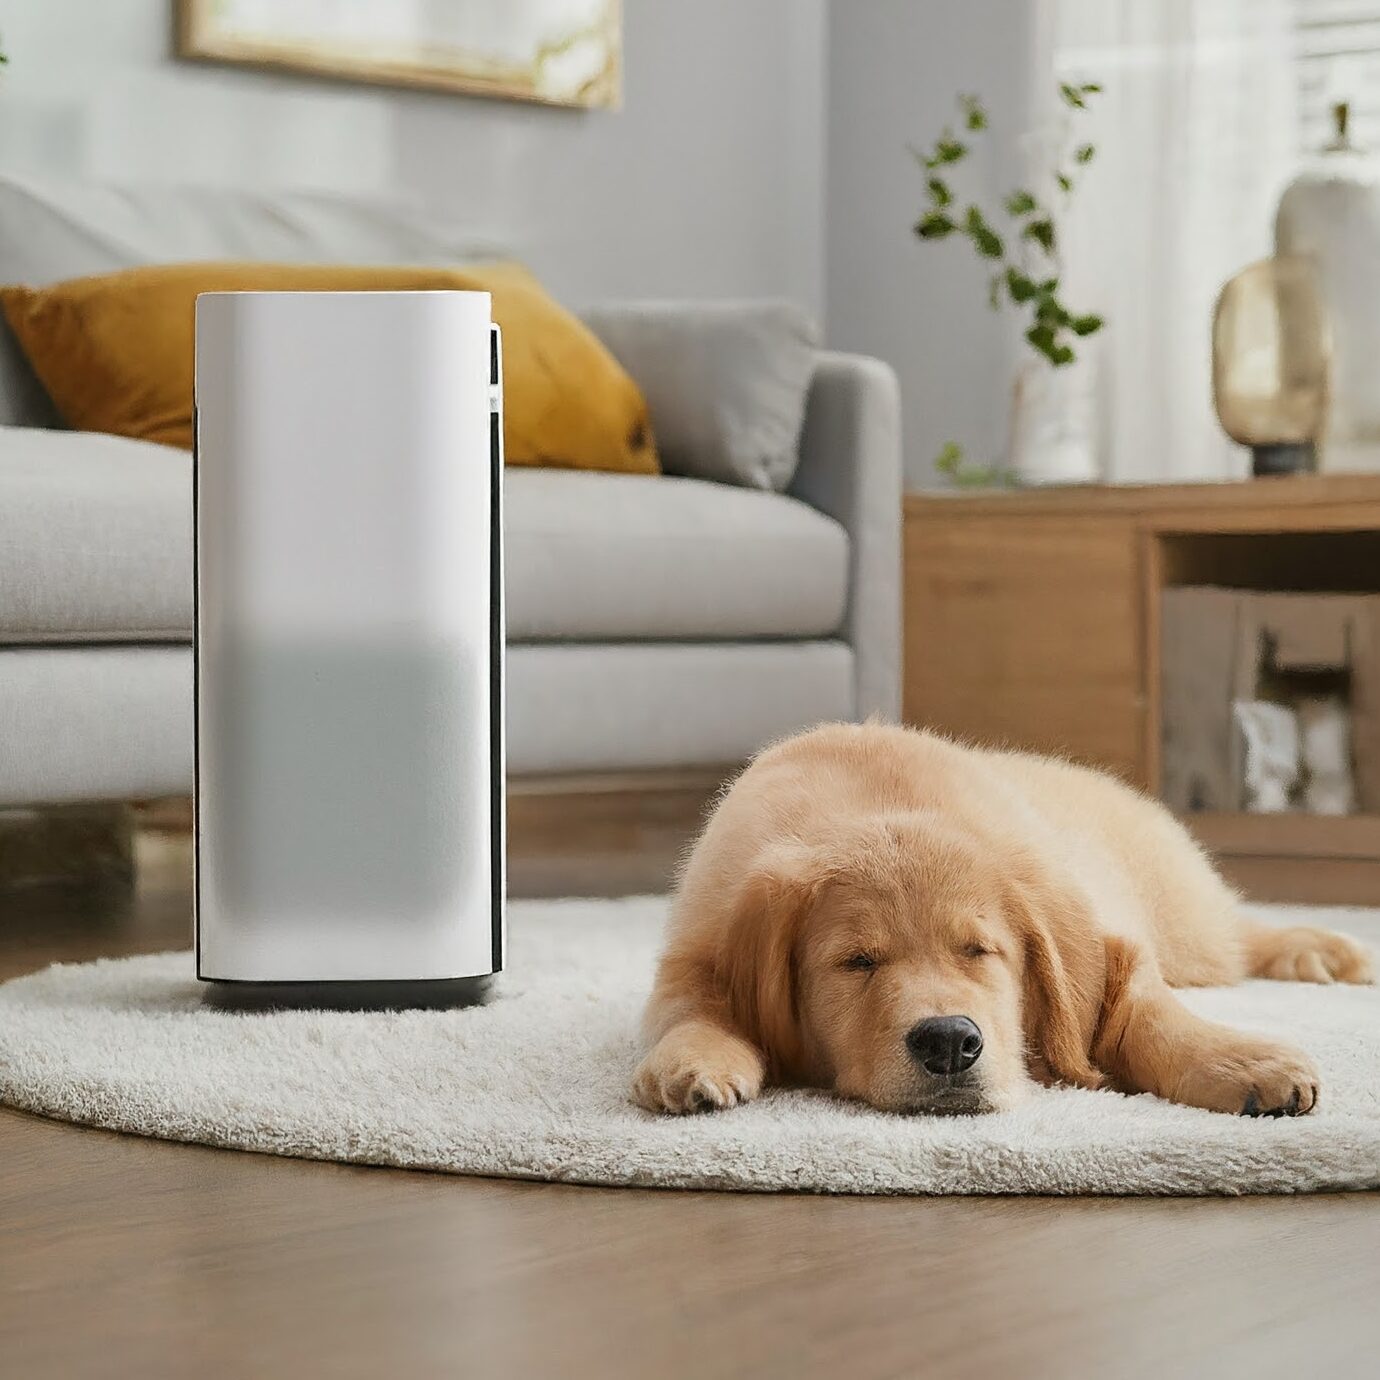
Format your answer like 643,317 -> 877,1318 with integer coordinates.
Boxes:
3,836 -> 1378,1378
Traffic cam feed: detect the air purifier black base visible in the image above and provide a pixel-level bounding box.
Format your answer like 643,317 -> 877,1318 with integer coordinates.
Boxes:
200,975 -> 496,1012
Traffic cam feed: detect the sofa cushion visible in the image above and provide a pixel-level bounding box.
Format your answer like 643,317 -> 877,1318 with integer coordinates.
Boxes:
0,646 -> 192,805
0,427 -> 191,644
0,431 -> 847,647
507,641 -> 854,773
583,300 -> 819,492
0,640 -> 853,801
505,469 -> 849,641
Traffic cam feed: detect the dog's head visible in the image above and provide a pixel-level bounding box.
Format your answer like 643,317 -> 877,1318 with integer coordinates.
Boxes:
718,813 -> 1107,1114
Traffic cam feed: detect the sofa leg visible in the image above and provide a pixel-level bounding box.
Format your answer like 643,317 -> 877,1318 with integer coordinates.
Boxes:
0,804 -> 136,891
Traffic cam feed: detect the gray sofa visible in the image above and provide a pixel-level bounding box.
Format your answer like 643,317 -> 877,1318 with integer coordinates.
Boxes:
0,173 -> 901,806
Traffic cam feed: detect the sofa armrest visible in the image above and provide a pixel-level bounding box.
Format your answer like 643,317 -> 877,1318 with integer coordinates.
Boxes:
790,352 -> 902,721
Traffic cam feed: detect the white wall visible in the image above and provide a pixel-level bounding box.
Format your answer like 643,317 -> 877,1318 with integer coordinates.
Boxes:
826,2 -> 1036,487
0,1 -> 826,317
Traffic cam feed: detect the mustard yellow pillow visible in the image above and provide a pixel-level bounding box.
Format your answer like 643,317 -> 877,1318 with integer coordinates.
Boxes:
0,261 -> 658,475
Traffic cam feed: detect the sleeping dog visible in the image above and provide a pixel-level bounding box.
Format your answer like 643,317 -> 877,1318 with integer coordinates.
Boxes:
633,724 -> 1373,1117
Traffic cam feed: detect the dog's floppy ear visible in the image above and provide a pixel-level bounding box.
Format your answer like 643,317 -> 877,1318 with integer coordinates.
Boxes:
717,843 -> 825,1080
1003,855 -> 1108,1090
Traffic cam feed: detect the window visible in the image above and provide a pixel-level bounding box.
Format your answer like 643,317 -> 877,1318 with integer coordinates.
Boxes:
1295,1 -> 1380,148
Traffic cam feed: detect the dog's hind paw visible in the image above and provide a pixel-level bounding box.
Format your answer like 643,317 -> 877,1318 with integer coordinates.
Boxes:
1247,925 -> 1374,985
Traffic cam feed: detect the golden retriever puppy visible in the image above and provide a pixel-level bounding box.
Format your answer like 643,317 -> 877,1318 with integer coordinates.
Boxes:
632,723 -> 1374,1118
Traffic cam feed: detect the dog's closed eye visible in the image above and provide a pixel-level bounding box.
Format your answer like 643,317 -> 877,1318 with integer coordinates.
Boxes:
842,952 -> 879,972
962,941 -> 999,959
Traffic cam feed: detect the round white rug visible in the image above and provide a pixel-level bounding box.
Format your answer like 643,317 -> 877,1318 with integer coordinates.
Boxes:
1,897 -> 1378,1195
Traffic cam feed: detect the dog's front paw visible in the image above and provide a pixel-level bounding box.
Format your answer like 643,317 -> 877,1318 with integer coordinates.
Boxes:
630,1023 -> 764,1115
1251,926 -> 1374,985
1174,1036 -> 1320,1118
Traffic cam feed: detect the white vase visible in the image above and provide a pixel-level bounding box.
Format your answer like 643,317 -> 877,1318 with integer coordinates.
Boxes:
1275,107 -> 1380,474
1008,353 -> 1099,486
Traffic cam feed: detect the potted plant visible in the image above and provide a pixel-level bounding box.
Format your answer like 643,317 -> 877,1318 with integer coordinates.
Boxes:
913,84 -> 1105,486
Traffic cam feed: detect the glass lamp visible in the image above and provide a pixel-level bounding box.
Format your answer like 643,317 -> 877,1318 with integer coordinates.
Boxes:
1212,256 -> 1330,476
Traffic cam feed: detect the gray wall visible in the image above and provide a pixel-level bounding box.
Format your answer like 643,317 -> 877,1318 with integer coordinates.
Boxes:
0,1 -> 826,317
827,2 -> 1036,486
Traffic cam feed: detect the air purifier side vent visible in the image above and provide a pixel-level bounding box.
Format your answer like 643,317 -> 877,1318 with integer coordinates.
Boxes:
192,399 -> 203,976
490,323 -> 506,973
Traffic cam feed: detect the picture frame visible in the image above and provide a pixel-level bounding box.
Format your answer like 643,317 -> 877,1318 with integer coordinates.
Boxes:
175,0 -> 621,111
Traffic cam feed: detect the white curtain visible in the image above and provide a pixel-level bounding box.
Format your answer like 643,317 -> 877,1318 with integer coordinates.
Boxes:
1036,0 -> 1299,483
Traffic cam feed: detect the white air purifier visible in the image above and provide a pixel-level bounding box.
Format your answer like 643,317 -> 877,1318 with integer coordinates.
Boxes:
194,291 -> 504,1006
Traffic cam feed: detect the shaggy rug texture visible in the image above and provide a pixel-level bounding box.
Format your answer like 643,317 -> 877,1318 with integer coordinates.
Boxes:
1,898 -> 1377,1195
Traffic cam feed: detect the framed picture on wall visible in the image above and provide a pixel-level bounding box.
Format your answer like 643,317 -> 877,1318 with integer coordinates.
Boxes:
175,0 -> 622,110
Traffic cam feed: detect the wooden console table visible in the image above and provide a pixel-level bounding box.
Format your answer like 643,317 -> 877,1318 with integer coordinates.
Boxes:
903,474 -> 1380,904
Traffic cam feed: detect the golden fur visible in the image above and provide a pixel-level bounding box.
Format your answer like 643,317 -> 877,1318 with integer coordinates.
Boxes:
633,724 -> 1374,1118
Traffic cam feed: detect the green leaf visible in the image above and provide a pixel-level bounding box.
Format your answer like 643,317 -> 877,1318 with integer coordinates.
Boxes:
1081,82 -> 1103,95
988,273 -> 1004,310
1071,313 -> 1104,336
1036,297 -> 1072,327
955,464 -> 1006,487
1056,172 -> 1072,194
1026,327 -> 1076,368
971,226 -> 1004,258
1075,143 -> 1096,164
1023,218 -> 1057,254
927,177 -> 953,207
1004,189 -> 1038,216
1026,323 -> 1058,361
915,211 -> 955,240
930,136 -> 968,166
1039,276 -> 1059,294
1059,82 -> 1086,109
935,441 -> 965,474
960,94 -> 988,131
935,440 -> 1015,487
1005,268 -> 1038,303
962,206 -> 1004,256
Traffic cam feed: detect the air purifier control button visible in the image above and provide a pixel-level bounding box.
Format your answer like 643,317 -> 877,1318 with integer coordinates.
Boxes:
489,324 -> 503,413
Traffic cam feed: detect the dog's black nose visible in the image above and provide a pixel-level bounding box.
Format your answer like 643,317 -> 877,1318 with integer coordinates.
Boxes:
906,1016 -> 983,1076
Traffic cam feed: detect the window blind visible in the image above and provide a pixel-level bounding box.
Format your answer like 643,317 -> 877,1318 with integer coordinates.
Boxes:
1296,0 -> 1380,149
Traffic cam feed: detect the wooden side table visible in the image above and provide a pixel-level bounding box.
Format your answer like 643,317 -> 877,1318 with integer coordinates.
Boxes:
903,474 -> 1380,903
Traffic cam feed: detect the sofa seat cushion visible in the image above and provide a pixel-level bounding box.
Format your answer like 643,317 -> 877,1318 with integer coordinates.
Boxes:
0,646 -> 192,805
0,429 -> 848,647
507,641 -> 854,773
506,469 -> 848,640
0,641 -> 853,801
0,427 -> 191,643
